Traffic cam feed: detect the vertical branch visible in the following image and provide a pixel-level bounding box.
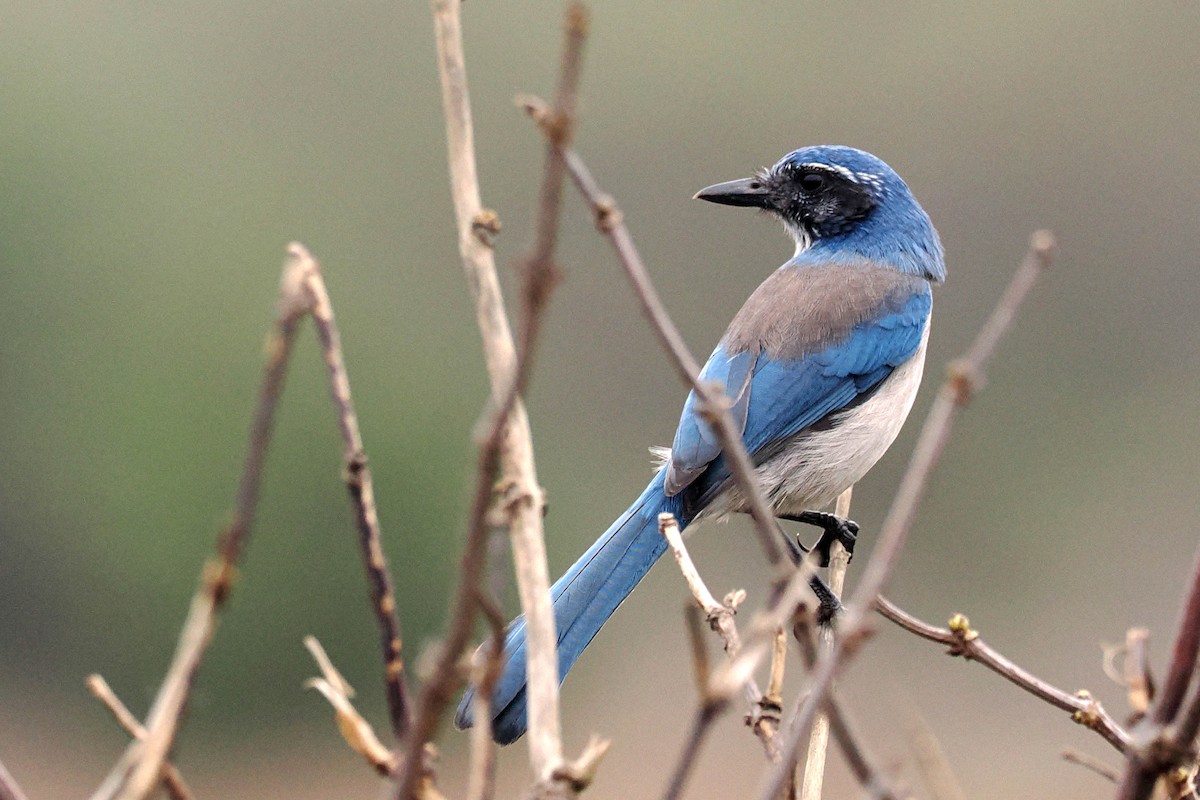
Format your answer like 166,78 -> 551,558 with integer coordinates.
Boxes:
757,232 -> 1054,800
90,249 -> 315,800
291,243 -> 413,742
800,486 -> 854,800
429,0 -> 565,783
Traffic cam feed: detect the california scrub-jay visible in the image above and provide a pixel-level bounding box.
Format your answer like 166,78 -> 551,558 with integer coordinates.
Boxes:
456,145 -> 945,744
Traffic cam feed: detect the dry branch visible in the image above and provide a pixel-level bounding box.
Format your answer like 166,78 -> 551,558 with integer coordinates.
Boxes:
520,95 -> 785,571
428,2 -> 568,792
1114,541 -> 1200,800
86,675 -> 193,800
304,637 -> 400,777
801,486 -> 854,800
90,247 -> 315,800
757,231 -> 1056,800
876,597 -> 1131,753
291,244 -> 412,741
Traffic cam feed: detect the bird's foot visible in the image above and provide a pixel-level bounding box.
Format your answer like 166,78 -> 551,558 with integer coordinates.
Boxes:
780,511 -> 858,568
776,530 -> 843,625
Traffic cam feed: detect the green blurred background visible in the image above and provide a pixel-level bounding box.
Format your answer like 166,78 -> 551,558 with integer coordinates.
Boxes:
3,2 -> 1199,798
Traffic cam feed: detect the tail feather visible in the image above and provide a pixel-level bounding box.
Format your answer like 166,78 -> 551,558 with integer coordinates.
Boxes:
455,469 -> 682,743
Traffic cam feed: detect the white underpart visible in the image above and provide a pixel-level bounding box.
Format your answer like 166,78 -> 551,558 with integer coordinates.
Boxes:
786,222 -> 813,257
700,321 -> 930,522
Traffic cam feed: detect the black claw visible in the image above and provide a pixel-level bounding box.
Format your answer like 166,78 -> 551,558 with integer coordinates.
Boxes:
780,511 -> 859,568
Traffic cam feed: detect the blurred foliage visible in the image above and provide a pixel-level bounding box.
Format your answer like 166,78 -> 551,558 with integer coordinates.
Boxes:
2,2 -> 1199,798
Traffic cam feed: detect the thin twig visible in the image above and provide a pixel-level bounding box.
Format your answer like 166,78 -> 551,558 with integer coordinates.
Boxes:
430,1 -> 573,791
1063,750 -> 1120,783
658,513 -> 777,761
876,597 -> 1131,753
303,637 -> 399,777
1115,541 -> 1200,800
521,95 -> 784,570
290,243 -> 412,742
660,606 -> 729,800
1123,628 -> 1154,721
0,759 -> 30,800
758,231 -> 1056,800
801,486 -> 854,800
90,248 -> 315,800
86,675 -> 193,800
792,617 -> 900,800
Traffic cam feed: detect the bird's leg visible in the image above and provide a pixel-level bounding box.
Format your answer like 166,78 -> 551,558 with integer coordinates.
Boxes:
776,526 -> 842,625
778,510 -> 859,568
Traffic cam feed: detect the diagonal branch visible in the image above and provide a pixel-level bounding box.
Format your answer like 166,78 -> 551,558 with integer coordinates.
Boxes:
757,231 -> 1055,800
90,247 -> 315,800
520,95 -> 785,572
86,675 -> 193,800
875,597 -> 1131,753
289,243 -> 412,741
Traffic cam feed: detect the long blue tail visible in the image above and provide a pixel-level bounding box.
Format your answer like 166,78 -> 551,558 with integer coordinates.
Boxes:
455,468 -> 685,744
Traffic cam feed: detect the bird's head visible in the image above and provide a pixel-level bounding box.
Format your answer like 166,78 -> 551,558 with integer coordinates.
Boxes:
695,145 -> 945,282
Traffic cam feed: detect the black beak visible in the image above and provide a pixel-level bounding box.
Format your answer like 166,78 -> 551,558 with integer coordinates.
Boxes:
693,177 -> 774,209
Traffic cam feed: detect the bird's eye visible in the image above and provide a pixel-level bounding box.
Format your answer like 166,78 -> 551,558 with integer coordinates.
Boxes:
798,172 -> 826,192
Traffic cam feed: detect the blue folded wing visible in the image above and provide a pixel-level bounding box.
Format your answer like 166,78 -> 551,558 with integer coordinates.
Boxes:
667,287 -> 931,497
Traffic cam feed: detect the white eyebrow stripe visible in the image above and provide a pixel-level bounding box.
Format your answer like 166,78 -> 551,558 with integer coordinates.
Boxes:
800,162 -> 858,183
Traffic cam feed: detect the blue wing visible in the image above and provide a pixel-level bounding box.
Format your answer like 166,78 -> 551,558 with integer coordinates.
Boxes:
666,286 -> 931,499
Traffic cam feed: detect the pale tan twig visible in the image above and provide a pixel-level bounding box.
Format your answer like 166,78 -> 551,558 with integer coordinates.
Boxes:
90,248 -> 315,800
288,243 -> 412,741
86,675 -> 193,800
303,637 -> 399,777
1115,541 -> 1200,800
521,95 -> 784,570
801,486 -> 854,800
1063,749 -> 1120,783
658,513 -> 777,761
1122,628 -> 1154,720
429,2 -> 568,792
792,618 -> 900,800
0,759 -> 30,800
758,232 -> 1056,800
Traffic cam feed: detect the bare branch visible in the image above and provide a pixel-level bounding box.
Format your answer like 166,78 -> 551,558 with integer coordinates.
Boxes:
758,231 -> 1056,800
521,94 -> 785,569
90,248 -> 314,800
287,243 -> 412,742
801,486 -> 854,800
792,617 -> 900,800
430,2 -> 578,791
1114,541 -> 1200,800
877,597 -> 1131,752
303,637 -> 399,777
1123,628 -> 1154,721
86,675 -> 193,800
0,759 -> 30,800
658,513 -> 777,760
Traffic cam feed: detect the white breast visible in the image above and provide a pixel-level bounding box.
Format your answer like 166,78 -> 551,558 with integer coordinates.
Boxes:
704,322 -> 929,520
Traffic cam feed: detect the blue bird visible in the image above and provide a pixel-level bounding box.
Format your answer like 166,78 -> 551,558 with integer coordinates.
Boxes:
456,145 -> 945,744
